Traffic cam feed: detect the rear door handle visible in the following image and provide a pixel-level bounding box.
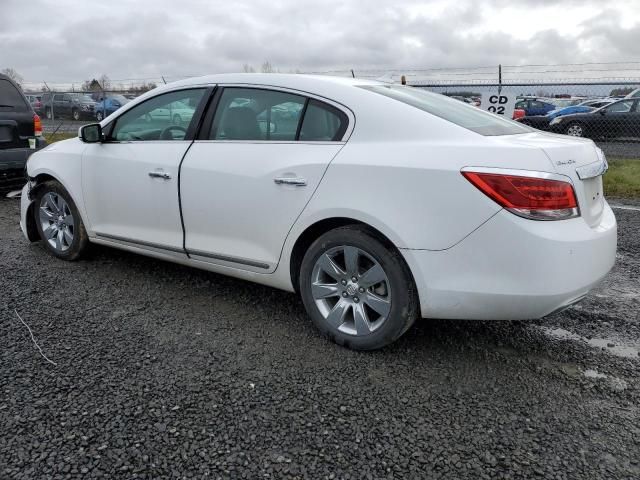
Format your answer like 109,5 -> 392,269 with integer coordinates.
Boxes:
148,171 -> 171,180
274,177 -> 307,187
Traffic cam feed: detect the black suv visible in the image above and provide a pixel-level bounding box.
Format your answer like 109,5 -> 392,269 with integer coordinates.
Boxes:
41,92 -> 97,120
0,74 -> 46,193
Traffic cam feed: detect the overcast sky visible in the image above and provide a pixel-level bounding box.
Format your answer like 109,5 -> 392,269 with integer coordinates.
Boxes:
2,0 -> 640,87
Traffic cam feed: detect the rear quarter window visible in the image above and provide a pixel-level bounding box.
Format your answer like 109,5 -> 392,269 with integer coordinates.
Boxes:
361,85 -> 531,136
0,79 -> 29,111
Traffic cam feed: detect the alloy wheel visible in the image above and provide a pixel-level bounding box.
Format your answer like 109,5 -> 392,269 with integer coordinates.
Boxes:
39,192 -> 75,252
566,124 -> 584,137
311,245 -> 391,336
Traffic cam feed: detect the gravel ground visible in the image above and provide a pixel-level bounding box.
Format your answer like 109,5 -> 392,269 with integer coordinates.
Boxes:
1,198 -> 639,479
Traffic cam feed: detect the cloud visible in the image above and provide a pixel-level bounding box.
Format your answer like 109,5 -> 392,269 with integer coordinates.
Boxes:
0,0 -> 638,87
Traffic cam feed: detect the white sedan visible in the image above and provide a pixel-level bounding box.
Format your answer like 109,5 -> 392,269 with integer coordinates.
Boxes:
20,74 -> 617,350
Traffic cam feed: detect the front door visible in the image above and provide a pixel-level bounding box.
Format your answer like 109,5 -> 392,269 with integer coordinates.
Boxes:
82,88 -> 207,251
180,87 -> 350,272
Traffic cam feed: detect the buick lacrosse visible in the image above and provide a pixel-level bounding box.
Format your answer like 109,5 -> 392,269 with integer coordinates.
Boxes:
20,74 -> 616,350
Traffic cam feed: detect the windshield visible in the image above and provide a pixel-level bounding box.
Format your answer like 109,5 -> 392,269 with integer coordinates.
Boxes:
110,95 -> 129,104
361,85 -> 531,136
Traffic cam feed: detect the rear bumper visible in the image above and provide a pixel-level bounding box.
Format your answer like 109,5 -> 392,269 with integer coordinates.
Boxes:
0,140 -> 47,192
403,204 -> 617,320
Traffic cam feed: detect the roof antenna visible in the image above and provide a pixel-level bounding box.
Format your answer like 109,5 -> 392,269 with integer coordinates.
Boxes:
161,76 -> 167,85
351,69 -> 355,78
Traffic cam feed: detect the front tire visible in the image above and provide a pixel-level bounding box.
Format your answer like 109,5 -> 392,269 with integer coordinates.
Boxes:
72,109 -> 80,121
299,226 -> 418,350
96,111 -> 104,121
34,181 -> 89,261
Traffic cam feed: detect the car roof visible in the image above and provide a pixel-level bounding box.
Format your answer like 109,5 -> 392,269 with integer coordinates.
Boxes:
169,73 -> 381,89
150,73 -> 383,103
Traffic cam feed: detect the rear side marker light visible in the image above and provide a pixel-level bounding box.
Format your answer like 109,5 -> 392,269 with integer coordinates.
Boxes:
34,114 -> 42,137
462,171 -> 580,221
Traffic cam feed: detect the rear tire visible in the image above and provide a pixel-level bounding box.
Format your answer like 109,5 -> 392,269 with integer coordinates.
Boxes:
299,226 -> 418,350
565,122 -> 586,137
33,181 -> 89,261
96,111 -> 104,121
72,109 -> 80,121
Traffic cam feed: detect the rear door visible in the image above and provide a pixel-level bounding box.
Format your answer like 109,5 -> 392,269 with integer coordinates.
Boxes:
180,86 -> 351,272
0,78 -> 33,151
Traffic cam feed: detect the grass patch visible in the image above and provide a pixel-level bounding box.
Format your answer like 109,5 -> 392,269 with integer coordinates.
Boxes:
44,132 -> 77,143
604,159 -> 640,199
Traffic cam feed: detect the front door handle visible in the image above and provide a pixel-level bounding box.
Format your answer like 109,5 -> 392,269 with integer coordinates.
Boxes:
149,171 -> 171,180
274,177 -> 307,187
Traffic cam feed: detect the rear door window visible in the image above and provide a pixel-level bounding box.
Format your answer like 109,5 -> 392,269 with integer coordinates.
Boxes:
210,88 -> 306,141
299,100 -> 347,141
606,100 -> 634,113
0,79 -> 28,111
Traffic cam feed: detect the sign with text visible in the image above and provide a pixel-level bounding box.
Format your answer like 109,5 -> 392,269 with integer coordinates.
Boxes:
480,93 -> 516,119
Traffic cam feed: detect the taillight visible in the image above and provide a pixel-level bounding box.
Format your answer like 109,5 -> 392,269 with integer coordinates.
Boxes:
462,170 -> 579,220
34,114 -> 42,137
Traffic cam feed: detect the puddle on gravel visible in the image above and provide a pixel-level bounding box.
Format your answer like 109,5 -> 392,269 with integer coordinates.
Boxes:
538,327 -> 640,359
583,369 -> 607,379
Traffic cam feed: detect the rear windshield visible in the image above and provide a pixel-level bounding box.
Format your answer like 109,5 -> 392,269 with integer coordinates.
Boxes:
360,85 -> 531,136
0,79 -> 29,111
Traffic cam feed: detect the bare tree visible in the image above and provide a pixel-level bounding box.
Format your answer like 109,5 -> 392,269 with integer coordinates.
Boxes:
261,61 -> 276,73
1,68 -> 24,87
99,74 -> 111,91
243,64 -> 256,73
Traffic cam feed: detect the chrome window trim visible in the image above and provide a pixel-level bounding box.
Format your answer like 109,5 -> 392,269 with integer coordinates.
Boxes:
212,82 -> 355,142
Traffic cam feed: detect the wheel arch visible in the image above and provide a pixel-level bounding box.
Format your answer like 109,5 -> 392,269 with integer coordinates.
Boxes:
26,172 -> 88,241
288,217 -> 419,308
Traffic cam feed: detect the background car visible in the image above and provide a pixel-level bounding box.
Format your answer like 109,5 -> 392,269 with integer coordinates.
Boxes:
95,94 -> 130,121
24,94 -> 43,116
0,74 -> 46,193
144,100 -> 197,126
512,108 -> 525,120
514,98 -> 557,116
41,92 -> 97,120
548,98 -> 640,138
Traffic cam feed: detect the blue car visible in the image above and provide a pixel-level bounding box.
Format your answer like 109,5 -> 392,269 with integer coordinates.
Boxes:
95,95 -> 130,121
545,105 -> 594,119
514,99 -> 557,116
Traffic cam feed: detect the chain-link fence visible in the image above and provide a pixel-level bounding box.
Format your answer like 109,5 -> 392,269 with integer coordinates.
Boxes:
413,81 -> 640,159
25,89 -> 148,140
23,75 -> 640,158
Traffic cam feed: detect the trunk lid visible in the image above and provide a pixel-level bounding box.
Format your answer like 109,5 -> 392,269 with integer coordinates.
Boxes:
491,131 -> 606,227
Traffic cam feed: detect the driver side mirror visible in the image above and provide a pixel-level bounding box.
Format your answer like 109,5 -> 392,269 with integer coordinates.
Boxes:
79,123 -> 103,143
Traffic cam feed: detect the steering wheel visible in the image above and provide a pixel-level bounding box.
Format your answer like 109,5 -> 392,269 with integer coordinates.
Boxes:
160,125 -> 187,140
